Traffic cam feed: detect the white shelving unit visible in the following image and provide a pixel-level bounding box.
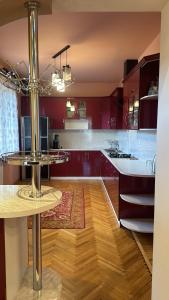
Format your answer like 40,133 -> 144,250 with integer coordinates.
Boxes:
120,218 -> 154,233
120,194 -> 154,206
120,191 -> 154,233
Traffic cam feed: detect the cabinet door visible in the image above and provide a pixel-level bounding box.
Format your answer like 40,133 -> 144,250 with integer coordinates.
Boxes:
40,98 -> 66,129
88,151 -> 101,176
82,151 -> 91,176
50,151 -> 73,177
139,99 -> 158,129
101,155 -> 119,218
123,68 -> 140,129
110,88 -> 123,129
101,99 -> 111,129
50,151 -> 82,177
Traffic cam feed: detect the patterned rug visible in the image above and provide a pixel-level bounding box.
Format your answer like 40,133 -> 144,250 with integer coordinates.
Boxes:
28,189 -> 85,229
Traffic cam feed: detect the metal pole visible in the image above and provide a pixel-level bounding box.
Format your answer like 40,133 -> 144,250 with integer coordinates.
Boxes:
25,0 -> 42,291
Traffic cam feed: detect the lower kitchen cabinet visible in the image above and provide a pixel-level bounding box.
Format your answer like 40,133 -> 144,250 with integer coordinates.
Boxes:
101,154 -> 155,227
101,154 -> 119,217
50,150 -> 101,177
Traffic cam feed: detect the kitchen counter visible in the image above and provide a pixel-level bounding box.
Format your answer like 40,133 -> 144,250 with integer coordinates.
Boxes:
101,150 -> 155,177
49,148 -> 155,178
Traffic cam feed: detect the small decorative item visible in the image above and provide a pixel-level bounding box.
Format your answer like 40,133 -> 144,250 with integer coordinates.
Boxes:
148,79 -> 158,96
78,101 -> 86,118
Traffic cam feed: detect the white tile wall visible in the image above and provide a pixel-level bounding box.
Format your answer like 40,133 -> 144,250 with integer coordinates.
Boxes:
49,129 -> 156,160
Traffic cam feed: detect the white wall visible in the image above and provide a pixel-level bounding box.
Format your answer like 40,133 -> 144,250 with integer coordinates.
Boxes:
50,129 -> 156,160
152,1 -> 169,299
139,33 -> 160,61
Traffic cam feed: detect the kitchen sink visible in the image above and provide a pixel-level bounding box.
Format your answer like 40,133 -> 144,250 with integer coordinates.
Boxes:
104,149 -> 122,153
104,149 -> 137,160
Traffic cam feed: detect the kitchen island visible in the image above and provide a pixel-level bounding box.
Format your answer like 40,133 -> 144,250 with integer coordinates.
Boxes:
0,185 -> 62,300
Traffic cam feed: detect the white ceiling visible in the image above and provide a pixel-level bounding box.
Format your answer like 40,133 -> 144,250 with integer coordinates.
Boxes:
0,1 -> 161,96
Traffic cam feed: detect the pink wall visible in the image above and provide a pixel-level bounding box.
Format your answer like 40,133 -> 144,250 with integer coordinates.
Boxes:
139,34 -> 160,61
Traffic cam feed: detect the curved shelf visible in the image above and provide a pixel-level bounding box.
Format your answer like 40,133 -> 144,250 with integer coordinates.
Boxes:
120,194 -> 154,206
140,94 -> 158,101
120,218 -> 153,233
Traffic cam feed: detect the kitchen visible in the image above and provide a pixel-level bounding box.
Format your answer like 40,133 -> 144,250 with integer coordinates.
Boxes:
0,0 -> 168,299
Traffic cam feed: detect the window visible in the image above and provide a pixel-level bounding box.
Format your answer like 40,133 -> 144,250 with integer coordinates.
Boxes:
0,83 -> 19,155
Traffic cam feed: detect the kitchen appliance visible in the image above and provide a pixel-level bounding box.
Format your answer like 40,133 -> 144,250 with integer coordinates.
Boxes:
53,134 -> 60,149
109,152 -> 132,158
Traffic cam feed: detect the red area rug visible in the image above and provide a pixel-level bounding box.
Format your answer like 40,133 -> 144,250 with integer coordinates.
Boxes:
28,189 -> 85,229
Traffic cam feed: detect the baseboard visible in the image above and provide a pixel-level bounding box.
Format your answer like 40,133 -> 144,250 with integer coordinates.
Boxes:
101,180 -> 120,226
50,176 -> 101,180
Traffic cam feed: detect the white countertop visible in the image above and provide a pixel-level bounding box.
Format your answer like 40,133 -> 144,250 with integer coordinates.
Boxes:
0,185 -> 62,218
101,150 -> 155,177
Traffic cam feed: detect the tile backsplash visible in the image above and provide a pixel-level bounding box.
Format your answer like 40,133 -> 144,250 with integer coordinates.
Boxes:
49,129 -> 156,160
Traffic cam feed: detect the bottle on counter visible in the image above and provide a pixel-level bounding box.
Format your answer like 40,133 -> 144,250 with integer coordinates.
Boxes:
53,134 -> 60,149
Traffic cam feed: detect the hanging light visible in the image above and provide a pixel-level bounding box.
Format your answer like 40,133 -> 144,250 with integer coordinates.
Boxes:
56,79 -> 65,92
70,105 -> 75,112
0,45 -> 73,96
63,65 -> 71,81
51,71 -> 61,87
63,48 -> 72,81
66,99 -> 71,107
134,100 -> 139,108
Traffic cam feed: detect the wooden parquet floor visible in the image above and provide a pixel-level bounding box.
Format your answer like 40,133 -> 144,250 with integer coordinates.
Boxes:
28,180 -> 152,300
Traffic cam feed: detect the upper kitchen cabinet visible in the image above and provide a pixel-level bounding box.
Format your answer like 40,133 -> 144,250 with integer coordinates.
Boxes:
123,53 -> 159,130
110,88 -> 123,129
21,96 -> 124,130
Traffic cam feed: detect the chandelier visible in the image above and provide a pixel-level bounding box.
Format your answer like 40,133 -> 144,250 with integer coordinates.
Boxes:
0,45 -> 73,95
51,45 -> 73,93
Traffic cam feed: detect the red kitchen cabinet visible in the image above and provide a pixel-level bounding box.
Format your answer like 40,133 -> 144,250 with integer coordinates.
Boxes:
123,67 -> 140,129
50,151 -> 82,177
21,96 -> 124,129
122,53 -> 159,129
139,95 -> 158,129
101,99 -> 111,129
84,151 -> 101,176
101,154 -> 155,220
40,98 -> 66,129
110,88 -> 123,129
21,96 -> 66,129
50,150 -> 101,177
101,154 -> 119,216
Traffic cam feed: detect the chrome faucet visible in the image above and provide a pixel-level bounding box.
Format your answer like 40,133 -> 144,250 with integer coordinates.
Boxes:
107,139 -> 119,152
152,154 -> 156,174
146,154 -> 156,174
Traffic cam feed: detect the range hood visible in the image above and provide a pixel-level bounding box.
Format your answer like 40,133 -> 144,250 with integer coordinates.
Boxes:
64,119 -> 89,130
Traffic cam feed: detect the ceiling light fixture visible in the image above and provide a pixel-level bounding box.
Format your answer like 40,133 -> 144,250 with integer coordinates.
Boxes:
70,104 -> 75,112
0,45 -> 73,95
66,99 -> 71,107
51,45 -> 73,93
